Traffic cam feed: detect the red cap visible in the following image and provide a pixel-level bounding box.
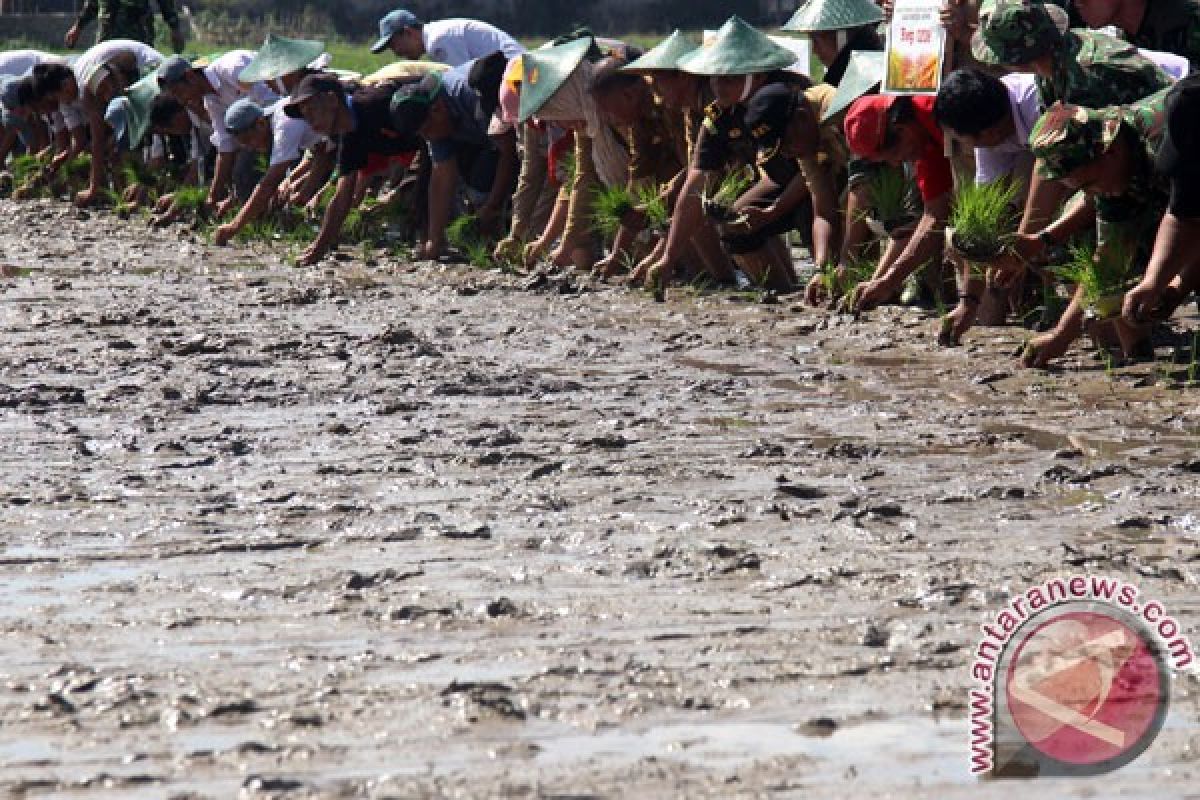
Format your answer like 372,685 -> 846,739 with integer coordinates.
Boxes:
844,95 -> 894,159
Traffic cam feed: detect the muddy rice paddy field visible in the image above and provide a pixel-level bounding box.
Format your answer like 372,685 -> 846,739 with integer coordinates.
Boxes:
1,199 -> 1199,798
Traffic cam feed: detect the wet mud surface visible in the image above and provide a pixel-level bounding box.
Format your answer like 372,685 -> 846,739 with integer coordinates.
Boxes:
1,198 -> 1199,798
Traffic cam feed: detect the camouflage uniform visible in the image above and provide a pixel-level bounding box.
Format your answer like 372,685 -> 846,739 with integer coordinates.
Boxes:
1030,88 -> 1170,260
76,0 -> 182,47
973,0 -> 1172,108
1129,0 -> 1200,70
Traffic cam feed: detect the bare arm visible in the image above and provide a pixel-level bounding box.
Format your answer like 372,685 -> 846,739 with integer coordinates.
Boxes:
75,92 -> 109,206
424,157 -> 459,258
214,161 -> 291,245
208,150 -> 236,207
299,171 -> 358,265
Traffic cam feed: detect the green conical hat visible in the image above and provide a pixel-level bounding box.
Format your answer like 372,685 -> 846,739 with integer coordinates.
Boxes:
821,50 -> 883,122
622,30 -> 699,73
782,0 -> 885,33
238,34 -> 325,83
519,36 -> 593,123
122,73 -> 161,149
676,16 -> 798,76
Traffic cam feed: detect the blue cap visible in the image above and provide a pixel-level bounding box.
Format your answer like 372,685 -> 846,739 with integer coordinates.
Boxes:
156,55 -> 193,86
225,97 -> 266,134
105,96 -> 132,150
371,9 -> 422,54
0,76 -> 23,112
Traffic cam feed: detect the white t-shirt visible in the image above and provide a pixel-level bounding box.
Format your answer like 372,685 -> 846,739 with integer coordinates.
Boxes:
974,73 -> 1040,187
266,101 -> 326,166
422,19 -> 524,67
0,49 -> 63,78
62,40 -> 162,130
974,49 -> 1187,186
201,50 -> 279,153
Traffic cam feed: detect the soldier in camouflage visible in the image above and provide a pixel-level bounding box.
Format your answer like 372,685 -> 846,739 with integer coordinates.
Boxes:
972,0 -> 1172,108
1074,0 -> 1200,69
66,0 -> 186,54
1017,87 -> 1171,367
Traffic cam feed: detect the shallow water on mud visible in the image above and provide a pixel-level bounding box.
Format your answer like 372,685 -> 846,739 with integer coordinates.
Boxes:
1,199 -> 1199,798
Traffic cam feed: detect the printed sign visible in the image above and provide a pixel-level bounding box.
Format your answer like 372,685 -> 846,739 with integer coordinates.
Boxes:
884,0 -> 946,94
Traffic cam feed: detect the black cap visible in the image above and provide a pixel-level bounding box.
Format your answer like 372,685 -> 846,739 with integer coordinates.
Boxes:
744,82 -> 799,151
1157,73 -> 1200,179
282,73 -> 345,118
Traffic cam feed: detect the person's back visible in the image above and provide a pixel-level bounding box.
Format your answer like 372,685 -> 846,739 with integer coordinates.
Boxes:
421,18 -> 524,67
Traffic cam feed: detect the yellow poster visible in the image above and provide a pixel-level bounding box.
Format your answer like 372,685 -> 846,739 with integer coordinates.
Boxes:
884,0 -> 946,94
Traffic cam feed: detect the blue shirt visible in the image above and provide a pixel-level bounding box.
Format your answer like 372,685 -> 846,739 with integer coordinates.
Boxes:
428,63 -> 490,163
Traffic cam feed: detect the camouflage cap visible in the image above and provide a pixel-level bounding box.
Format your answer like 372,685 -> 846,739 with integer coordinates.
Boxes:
971,0 -> 1069,66
1029,103 -> 1121,180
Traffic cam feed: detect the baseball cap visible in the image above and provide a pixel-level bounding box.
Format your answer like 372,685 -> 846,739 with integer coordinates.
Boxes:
156,55 -> 194,87
371,9 -> 422,54
282,74 -> 345,119
844,94 -> 895,158
226,97 -> 266,134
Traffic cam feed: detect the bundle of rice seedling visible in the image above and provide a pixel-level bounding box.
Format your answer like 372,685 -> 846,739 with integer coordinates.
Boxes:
590,184 -> 635,240
1053,237 -> 1136,319
635,182 -> 670,232
864,164 -> 918,233
702,167 -> 754,224
948,176 -> 1019,260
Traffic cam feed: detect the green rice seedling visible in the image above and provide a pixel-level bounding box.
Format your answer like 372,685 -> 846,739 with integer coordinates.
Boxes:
1053,238 -> 1135,319
702,167 -> 754,224
233,217 -> 281,244
445,214 -> 493,269
99,186 -> 135,219
590,184 -> 635,240
62,153 -> 92,187
558,147 -> 578,187
865,164 -> 918,232
635,182 -> 670,232
10,153 -> 48,186
171,184 -> 209,215
343,205 -> 375,242
821,257 -> 876,299
949,175 -> 1019,260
